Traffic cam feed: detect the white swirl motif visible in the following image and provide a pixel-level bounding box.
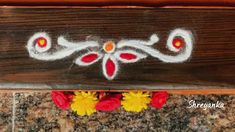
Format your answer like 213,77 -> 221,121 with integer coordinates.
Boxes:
27,32 -> 99,61
117,29 -> 193,63
26,28 -> 194,80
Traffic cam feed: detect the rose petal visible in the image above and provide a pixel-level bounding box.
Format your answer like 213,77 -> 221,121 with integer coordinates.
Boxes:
96,95 -> 121,111
112,93 -> 122,99
75,52 -> 102,66
151,92 -> 169,109
51,91 -> 71,110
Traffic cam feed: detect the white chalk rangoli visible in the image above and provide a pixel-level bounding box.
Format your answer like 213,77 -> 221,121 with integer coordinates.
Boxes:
27,28 -> 194,80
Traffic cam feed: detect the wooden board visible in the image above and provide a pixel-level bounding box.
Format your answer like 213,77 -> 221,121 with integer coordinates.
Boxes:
1,7 -> 235,90
0,0 -> 235,7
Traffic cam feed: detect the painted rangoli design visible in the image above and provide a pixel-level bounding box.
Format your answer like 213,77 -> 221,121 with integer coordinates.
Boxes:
27,28 -> 193,80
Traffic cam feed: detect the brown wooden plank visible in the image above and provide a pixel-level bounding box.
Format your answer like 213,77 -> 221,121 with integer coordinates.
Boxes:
1,7 -> 235,90
0,0 -> 235,7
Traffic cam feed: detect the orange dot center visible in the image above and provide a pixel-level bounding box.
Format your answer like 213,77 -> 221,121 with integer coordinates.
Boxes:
103,41 -> 115,53
175,41 -> 181,47
37,37 -> 47,47
173,37 -> 185,49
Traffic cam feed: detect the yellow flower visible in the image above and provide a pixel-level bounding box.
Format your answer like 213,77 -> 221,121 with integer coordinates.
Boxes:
71,91 -> 98,116
121,92 -> 150,112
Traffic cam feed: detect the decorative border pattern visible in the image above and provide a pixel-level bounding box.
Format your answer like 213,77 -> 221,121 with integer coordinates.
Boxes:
27,28 -> 194,80
51,91 -> 169,116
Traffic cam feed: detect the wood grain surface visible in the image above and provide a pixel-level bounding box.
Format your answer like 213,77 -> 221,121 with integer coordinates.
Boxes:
0,7 -> 235,90
0,0 -> 235,7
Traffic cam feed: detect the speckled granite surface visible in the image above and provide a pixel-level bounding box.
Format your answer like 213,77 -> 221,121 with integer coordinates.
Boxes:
0,93 -> 12,132
0,92 -> 234,132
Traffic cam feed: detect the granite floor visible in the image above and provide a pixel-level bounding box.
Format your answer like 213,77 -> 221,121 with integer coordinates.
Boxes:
0,92 -> 234,132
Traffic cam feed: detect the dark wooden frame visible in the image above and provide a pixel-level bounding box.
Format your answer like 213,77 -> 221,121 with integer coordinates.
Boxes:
1,5 -> 235,94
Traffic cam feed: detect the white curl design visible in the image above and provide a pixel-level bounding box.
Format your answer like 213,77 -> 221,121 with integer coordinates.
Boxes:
117,29 -> 193,63
27,32 -> 99,61
26,28 -> 194,80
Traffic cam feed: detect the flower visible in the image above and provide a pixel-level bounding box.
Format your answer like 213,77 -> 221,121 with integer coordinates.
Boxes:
96,93 -> 122,112
151,92 -> 169,109
121,92 -> 150,112
71,92 -> 98,116
51,91 -> 71,110
75,40 -> 148,80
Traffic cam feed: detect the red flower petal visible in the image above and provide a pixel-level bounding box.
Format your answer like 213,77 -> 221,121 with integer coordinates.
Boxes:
112,93 -> 122,99
51,91 -> 71,110
81,53 -> 98,63
96,95 -> 121,112
151,92 -> 169,109
106,58 -> 116,77
120,53 -> 137,60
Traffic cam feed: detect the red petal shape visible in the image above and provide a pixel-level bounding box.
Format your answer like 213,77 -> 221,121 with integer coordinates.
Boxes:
112,93 -> 122,99
106,58 -> 115,77
51,91 -> 71,110
96,95 -> 121,112
151,91 -> 169,109
120,53 -> 137,60
81,53 -> 98,63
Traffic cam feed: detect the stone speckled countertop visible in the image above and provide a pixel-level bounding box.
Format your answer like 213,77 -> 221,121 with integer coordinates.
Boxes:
0,92 -> 234,132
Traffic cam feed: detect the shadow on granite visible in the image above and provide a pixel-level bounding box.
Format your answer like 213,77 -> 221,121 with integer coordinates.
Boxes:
0,93 -> 12,132
0,92 -> 234,132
